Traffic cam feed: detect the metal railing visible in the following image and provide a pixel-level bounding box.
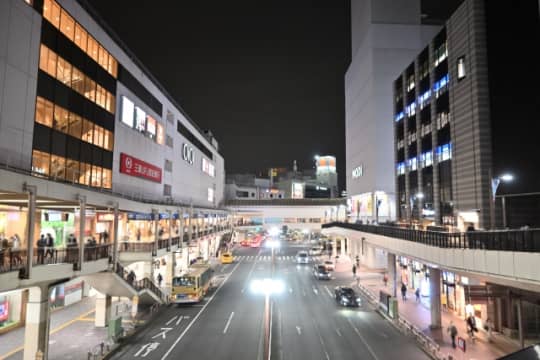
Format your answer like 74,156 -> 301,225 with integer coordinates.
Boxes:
0,245 -> 111,275
323,222 -> 540,252
115,262 -> 166,302
119,242 -> 154,253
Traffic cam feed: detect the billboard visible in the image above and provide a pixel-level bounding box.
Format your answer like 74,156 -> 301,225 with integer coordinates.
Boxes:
120,153 -> 162,183
291,182 -> 304,199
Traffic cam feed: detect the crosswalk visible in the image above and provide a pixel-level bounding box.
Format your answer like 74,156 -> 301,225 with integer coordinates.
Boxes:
232,255 -> 325,262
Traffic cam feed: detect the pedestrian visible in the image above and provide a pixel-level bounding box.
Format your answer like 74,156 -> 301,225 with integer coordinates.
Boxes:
415,288 -> 420,302
136,228 -> 141,241
383,273 -> 388,287
37,234 -> 46,264
355,255 -> 360,267
103,230 -> 109,243
352,264 -> 357,279
128,270 -> 136,285
485,318 -> 493,342
401,283 -> 407,301
157,273 -> 163,287
466,315 -> 477,340
11,234 -> 21,265
45,233 -> 54,259
447,321 -> 458,348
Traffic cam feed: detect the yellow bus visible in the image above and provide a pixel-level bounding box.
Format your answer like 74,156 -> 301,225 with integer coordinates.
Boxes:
171,264 -> 213,304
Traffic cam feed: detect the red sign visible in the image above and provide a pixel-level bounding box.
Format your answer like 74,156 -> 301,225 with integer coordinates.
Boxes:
120,153 -> 162,183
457,337 -> 466,352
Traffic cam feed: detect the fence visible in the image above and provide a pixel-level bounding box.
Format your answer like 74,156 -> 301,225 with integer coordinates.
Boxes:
323,222 -> 540,252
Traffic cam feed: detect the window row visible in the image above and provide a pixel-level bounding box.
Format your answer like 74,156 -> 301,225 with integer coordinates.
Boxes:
436,111 -> 450,130
434,41 -> 448,67
435,143 -> 452,162
394,110 -> 405,122
42,0 -> 117,77
405,102 -> 416,117
35,96 -> 114,151
39,44 -> 115,113
32,150 -> 112,189
406,74 -> 415,92
121,96 -> 165,145
433,74 -> 449,98
418,90 -> 431,110
202,158 -> 216,177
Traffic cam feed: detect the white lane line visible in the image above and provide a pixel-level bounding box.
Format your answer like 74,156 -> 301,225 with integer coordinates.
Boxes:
312,286 -> 319,295
241,249 -> 262,293
175,316 -> 184,326
165,316 -> 178,326
346,318 -> 380,360
324,285 -> 333,298
161,259 -> 243,360
296,326 -> 302,335
302,289 -> 306,297
289,287 -> 293,294
335,328 -> 342,337
223,312 -> 235,334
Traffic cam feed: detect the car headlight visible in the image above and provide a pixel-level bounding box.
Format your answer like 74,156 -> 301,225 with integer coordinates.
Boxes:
342,297 -> 349,303
357,298 -> 361,303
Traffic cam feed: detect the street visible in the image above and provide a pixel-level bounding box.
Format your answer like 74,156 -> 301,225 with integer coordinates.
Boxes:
109,242 -> 429,360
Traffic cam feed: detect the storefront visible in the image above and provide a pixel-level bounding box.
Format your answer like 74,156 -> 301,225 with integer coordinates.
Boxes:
49,279 -> 85,310
0,207 -> 29,246
40,211 -> 76,247
0,289 -> 26,334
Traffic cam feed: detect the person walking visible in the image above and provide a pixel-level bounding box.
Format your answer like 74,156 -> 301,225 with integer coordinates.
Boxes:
157,273 -> 163,287
45,233 -> 54,259
383,273 -> 388,287
401,283 -> 407,301
10,234 -> 21,265
466,315 -> 477,341
415,288 -> 421,302
485,318 -> 494,343
447,321 -> 458,348
352,264 -> 357,279
136,229 -> 141,242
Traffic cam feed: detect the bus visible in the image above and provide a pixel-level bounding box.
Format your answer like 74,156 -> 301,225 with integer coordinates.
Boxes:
171,263 -> 213,304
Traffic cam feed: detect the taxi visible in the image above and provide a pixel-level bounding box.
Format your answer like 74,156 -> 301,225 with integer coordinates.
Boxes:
220,252 -> 234,264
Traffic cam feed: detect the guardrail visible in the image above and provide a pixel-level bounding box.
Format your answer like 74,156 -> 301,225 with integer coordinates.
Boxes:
115,262 -> 166,303
323,222 -> 540,252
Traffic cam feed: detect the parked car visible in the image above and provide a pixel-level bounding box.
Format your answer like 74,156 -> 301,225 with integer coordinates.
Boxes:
334,286 -> 361,307
323,260 -> 335,271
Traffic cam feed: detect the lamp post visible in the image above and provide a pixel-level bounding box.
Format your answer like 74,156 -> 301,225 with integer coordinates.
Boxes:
489,173 -> 514,229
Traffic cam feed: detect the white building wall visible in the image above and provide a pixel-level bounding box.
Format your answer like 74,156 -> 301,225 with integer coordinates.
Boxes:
0,0 -> 41,170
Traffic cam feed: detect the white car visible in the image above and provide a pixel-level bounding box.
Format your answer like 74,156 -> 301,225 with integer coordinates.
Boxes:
309,247 -> 322,256
296,251 -> 309,264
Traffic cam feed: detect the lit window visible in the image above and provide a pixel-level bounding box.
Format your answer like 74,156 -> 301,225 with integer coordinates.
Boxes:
65,159 -> 79,183
395,111 -> 404,122
74,24 -> 87,52
156,123 -> 165,145
50,155 -> 66,180
102,168 -> 112,189
208,188 -> 215,202
32,150 -> 50,176
405,102 -> 416,117
81,119 -> 93,143
59,9 -> 75,40
35,97 -> 53,127
146,115 -> 157,139
68,113 -> 82,138
436,143 -> 452,162
53,105 -> 69,133
457,56 -> 466,80
135,107 -> 146,133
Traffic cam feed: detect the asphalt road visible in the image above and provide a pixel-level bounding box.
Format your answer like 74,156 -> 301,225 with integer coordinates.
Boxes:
109,242 -> 429,360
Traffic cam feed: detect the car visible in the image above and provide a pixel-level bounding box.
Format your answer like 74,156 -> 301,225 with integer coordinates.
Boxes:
323,260 -> 335,271
220,252 -> 233,264
334,286 -> 361,307
240,240 -> 250,247
309,247 -> 322,256
296,251 -> 309,264
312,264 -> 331,280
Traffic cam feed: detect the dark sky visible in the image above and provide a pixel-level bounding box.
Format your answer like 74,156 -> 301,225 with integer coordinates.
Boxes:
88,1 -> 351,190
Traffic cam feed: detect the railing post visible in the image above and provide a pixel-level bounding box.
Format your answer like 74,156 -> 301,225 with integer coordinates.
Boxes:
152,209 -> 159,256
112,202 -> 119,270
23,183 -> 37,279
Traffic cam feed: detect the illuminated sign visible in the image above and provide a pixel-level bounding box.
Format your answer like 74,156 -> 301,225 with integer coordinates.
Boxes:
292,182 -> 304,199
202,158 -> 215,177
182,144 -> 194,165
120,153 -> 162,183
352,165 -> 363,178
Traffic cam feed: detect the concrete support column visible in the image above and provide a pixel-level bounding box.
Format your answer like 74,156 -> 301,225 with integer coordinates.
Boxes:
188,206 -> 193,242
168,210 -> 173,251
387,253 -> 397,297
152,209 -> 159,256
94,292 -> 112,327
165,253 -> 174,286
340,238 -> 346,257
23,183 -> 36,279
112,202 -> 119,270
332,237 -> 337,258
23,287 -> 50,360
78,195 -> 86,270
429,267 -> 442,329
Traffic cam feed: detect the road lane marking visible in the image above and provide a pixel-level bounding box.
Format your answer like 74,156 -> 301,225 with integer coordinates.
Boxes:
296,326 -> 302,335
336,328 -> 342,337
175,316 -> 184,326
347,318 -> 380,360
161,259 -> 244,360
312,286 -> 319,295
324,285 -> 333,298
223,312 -> 235,334
165,316 -> 177,326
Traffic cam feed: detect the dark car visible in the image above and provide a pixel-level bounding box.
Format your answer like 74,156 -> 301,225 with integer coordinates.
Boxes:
334,286 -> 361,307
312,265 -> 331,280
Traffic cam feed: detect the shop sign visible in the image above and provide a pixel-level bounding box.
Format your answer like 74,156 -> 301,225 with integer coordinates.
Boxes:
182,144 -> 194,165
120,153 -> 162,183
457,337 -> 466,352
97,213 -> 119,222
352,165 -> 363,178
0,301 -> 8,322
127,212 -> 155,221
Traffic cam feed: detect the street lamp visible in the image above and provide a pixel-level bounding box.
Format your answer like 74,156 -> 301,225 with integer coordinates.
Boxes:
490,173 -> 514,229
250,279 -> 285,360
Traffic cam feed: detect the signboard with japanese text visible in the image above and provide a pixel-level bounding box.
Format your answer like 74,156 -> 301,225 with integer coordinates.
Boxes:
120,153 -> 162,183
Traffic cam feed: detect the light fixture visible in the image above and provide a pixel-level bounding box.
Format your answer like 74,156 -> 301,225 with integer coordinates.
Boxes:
499,173 -> 514,182
415,192 -> 425,199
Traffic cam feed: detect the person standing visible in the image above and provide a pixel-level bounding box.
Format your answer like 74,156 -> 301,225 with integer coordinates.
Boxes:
401,283 -> 407,301
415,288 -> 421,302
136,228 -> 141,242
352,264 -> 357,279
383,273 -> 389,287
37,234 -> 46,264
11,234 -> 21,265
157,273 -> 163,287
485,318 -> 494,343
447,321 -> 458,348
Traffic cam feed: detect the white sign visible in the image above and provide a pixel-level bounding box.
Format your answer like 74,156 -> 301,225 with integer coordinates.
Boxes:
352,165 -> 363,178
182,143 -> 194,165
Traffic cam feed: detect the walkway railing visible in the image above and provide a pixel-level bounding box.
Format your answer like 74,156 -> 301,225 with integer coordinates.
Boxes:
115,262 -> 166,302
322,222 -> 540,252
0,245 -> 111,275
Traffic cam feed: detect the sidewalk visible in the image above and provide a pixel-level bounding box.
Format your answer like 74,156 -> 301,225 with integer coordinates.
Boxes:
0,295 -> 135,360
350,264 -> 520,359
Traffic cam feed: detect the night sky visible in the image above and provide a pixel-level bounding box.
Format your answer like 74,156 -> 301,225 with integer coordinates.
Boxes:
89,1 -> 351,190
